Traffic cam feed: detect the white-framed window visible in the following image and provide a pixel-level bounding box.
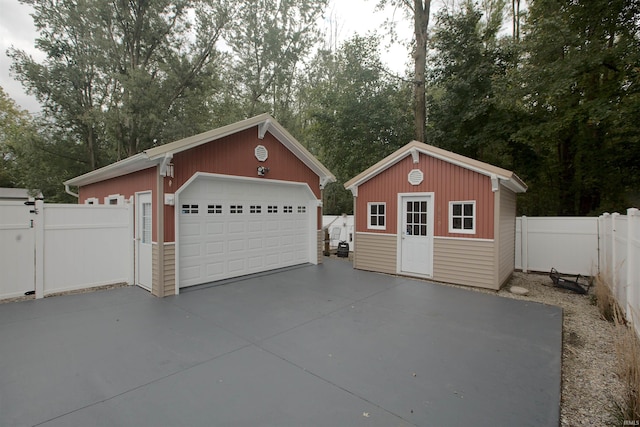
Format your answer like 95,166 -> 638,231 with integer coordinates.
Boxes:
368,202 -> 386,230
104,194 -> 124,205
283,205 -> 293,213
182,204 -> 199,214
208,204 -> 222,214
85,197 -> 99,205
250,205 -> 262,214
297,206 -> 306,213
230,205 -> 243,214
267,205 -> 278,213
449,201 -> 476,234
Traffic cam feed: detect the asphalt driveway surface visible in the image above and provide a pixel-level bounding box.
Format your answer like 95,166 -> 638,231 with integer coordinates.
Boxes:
0,259 -> 562,426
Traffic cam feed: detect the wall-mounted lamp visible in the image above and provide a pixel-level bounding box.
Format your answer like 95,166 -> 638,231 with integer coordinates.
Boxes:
257,166 -> 270,177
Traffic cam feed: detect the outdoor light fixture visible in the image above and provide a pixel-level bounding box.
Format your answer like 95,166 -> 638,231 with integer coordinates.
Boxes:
257,166 -> 270,177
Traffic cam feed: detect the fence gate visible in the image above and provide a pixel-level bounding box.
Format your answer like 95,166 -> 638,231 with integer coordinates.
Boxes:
0,201 -> 36,299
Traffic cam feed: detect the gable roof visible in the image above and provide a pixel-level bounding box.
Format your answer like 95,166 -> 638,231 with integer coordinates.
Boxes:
64,114 -> 335,188
344,140 -> 527,194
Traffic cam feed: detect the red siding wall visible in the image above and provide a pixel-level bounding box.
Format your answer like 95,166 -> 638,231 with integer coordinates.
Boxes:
356,154 -> 495,239
79,126 -> 323,242
79,167 -> 157,239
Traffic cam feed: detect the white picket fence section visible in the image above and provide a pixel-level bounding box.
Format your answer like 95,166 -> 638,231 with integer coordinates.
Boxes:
0,200 -> 133,300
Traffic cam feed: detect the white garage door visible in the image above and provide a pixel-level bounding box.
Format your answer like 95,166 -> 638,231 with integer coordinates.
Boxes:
178,176 -> 316,288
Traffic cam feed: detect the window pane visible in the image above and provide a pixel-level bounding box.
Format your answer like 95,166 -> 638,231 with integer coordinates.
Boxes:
407,213 -> 412,224
453,218 -> 462,229
453,204 -> 462,216
379,217 -> 385,226
414,213 -> 420,223
371,217 -> 377,226
464,218 -> 474,229
371,205 -> 378,215
420,201 -> 427,212
413,225 -> 419,235
378,205 -> 385,214
407,201 -> 412,212
413,201 -> 420,211
464,203 -> 473,216
420,225 -> 427,236
421,213 -> 427,224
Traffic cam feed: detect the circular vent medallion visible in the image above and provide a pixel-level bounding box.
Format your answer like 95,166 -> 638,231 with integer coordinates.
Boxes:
408,169 -> 424,185
255,145 -> 268,162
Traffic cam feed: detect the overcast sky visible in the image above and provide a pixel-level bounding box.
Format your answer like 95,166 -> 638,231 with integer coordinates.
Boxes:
0,0 -> 413,114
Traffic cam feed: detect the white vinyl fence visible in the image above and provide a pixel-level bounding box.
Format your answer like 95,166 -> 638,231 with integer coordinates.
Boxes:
0,200 -> 133,300
599,209 -> 640,334
515,216 -> 600,275
516,210 -> 639,334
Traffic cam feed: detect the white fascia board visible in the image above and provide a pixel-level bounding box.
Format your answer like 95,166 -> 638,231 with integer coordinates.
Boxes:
63,153 -> 159,187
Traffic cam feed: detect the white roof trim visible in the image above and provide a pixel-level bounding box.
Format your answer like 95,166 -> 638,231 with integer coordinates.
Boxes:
344,141 -> 527,194
64,114 -> 335,188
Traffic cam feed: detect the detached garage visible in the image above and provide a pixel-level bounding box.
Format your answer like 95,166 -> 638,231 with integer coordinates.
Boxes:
344,141 -> 527,290
64,114 -> 335,296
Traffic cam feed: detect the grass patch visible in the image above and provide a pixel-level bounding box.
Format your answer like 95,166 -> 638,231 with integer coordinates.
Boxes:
612,305 -> 640,424
595,273 -> 640,424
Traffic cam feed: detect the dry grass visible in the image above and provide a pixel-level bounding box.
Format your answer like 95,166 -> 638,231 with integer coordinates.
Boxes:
594,273 -> 640,424
612,306 -> 640,424
594,273 -> 617,322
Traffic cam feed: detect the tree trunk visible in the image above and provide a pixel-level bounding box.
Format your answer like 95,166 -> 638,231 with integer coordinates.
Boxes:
413,0 -> 431,143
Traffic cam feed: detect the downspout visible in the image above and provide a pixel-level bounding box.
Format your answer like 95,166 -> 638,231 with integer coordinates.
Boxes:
65,184 -> 79,199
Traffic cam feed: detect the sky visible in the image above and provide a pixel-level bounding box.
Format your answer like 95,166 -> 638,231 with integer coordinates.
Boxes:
0,0 -> 414,114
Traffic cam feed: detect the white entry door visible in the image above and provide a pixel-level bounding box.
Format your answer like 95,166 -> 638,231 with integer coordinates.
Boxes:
400,195 -> 433,277
136,192 -> 152,290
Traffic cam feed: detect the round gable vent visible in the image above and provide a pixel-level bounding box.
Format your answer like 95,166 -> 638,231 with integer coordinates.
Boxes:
255,145 -> 268,162
408,169 -> 424,186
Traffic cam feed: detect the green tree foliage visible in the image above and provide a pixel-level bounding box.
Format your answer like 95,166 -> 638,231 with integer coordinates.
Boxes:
9,0 -> 232,171
306,36 -> 414,214
0,87 -> 81,201
508,0 -> 640,215
375,0 -> 432,142
223,0 -> 328,127
427,0 -> 514,165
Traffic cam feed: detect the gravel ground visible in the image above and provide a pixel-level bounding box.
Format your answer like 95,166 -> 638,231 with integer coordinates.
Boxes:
501,272 -> 625,427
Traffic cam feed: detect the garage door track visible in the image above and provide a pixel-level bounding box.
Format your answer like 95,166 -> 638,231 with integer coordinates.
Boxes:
0,259 -> 562,426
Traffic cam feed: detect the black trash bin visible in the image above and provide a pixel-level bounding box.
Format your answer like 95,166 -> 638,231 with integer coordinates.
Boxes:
336,241 -> 349,258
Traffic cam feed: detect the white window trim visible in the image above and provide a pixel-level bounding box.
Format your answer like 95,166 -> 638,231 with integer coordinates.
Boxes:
448,200 -> 476,234
367,202 -> 386,230
85,197 -> 99,205
104,194 -> 125,205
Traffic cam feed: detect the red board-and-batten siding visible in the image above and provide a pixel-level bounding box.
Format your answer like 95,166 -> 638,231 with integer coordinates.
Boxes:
78,127 -> 323,242
355,154 -> 494,238
352,152 -> 519,290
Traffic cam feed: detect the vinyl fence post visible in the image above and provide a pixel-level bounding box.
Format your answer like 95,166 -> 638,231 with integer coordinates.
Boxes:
521,215 -> 528,273
611,212 -> 620,302
128,200 -> 135,286
34,200 -> 44,299
627,208 -> 638,325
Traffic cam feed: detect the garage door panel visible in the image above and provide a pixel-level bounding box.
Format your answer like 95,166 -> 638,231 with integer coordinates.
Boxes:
181,243 -> 202,258
228,259 -> 246,273
179,178 -> 313,288
248,238 -> 263,250
228,221 -> 245,233
206,222 -> 224,235
206,242 -> 224,255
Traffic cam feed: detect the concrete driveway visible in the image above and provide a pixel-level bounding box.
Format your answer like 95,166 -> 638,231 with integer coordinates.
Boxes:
0,259 -> 562,426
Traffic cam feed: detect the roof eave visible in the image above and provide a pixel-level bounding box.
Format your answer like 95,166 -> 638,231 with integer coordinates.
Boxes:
63,153 -> 157,187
